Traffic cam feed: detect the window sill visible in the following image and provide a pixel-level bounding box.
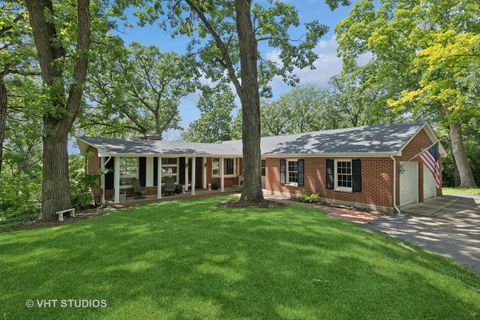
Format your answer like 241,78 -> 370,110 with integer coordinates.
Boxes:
212,175 -> 238,178
334,187 -> 352,193
285,183 -> 299,187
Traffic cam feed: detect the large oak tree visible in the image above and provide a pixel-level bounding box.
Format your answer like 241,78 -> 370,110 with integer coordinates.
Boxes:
25,0 -> 91,220
119,0 -> 348,204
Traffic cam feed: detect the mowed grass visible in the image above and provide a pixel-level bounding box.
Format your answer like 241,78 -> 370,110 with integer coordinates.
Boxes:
0,196 -> 479,320
443,187 -> 480,196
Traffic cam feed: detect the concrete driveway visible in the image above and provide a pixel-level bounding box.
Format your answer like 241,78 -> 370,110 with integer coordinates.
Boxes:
364,195 -> 480,275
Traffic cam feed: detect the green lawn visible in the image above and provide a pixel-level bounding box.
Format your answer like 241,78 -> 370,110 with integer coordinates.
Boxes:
443,187 -> 480,196
0,196 -> 479,320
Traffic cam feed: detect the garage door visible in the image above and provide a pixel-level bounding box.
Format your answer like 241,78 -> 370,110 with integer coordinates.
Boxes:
400,161 -> 418,206
423,166 -> 436,199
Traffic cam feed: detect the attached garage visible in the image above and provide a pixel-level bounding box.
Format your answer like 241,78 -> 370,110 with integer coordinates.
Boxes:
423,165 -> 437,199
400,161 -> 419,206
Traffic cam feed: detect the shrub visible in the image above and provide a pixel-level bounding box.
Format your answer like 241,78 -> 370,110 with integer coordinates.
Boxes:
299,189 -> 321,203
69,154 -> 102,209
0,172 -> 41,222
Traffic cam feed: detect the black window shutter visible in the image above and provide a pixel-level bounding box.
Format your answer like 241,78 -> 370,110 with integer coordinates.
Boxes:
105,157 -> 114,190
153,157 -> 158,186
139,157 -> 146,187
326,159 -> 334,189
352,159 -> 362,192
298,159 -> 304,186
179,157 -> 186,185
280,159 -> 286,185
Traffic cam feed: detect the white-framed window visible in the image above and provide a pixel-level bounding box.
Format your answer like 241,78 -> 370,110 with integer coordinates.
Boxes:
335,159 -> 352,192
161,157 -> 178,184
120,157 -> 139,188
212,158 -> 237,177
286,159 -> 298,186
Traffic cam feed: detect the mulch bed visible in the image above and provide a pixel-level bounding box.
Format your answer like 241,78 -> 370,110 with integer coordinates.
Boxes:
218,199 -> 286,208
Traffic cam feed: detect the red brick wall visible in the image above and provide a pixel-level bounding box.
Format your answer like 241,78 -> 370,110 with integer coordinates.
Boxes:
265,127 -> 443,209
265,157 -> 394,207
86,146 -> 99,174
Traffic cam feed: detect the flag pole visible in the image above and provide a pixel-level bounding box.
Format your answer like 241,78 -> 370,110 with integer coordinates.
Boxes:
405,140 -> 439,163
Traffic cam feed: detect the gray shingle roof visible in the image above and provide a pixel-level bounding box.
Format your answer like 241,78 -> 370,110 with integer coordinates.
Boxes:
77,137 -> 242,156
222,122 -> 425,155
78,122 -> 426,156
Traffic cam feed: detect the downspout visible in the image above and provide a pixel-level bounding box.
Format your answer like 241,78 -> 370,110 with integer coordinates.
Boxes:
391,155 -> 402,214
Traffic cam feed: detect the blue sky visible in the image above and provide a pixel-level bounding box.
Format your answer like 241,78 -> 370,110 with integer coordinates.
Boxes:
116,1 -> 357,140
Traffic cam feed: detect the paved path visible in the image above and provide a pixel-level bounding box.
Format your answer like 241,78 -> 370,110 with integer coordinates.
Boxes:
364,196 -> 480,275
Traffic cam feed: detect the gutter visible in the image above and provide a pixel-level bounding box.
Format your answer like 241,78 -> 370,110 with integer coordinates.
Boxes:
390,155 -> 402,214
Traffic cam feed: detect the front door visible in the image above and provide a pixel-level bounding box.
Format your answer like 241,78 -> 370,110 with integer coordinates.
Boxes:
187,158 -> 203,189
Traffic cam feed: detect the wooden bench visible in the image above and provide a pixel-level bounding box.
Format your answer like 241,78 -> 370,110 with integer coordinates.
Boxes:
56,208 -> 76,221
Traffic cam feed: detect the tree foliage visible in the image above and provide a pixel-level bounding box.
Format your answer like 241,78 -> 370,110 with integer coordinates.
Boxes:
83,40 -> 198,139
336,0 -> 480,186
182,84 -> 236,143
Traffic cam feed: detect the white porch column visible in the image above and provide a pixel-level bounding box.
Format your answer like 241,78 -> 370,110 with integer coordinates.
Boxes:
114,156 -> 121,203
202,157 -> 207,189
220,157 -> 225,192
184,157 -> 189,191
192,157 -> 196,195
157,157 -> 162,198
100,157 -> 105,204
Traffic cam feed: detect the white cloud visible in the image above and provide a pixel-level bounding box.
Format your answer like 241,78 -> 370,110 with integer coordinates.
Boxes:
266,37 -> 343,97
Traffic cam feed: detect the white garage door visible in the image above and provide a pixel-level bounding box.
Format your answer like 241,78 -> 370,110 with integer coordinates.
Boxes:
423,166 -> 436,199
400,161 -> 418,206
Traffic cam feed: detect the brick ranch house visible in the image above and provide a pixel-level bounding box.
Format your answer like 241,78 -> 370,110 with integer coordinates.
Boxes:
77,121 -> 446,213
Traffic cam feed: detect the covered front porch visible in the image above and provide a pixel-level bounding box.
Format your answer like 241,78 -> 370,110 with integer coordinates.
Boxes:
99,155 -> 242,204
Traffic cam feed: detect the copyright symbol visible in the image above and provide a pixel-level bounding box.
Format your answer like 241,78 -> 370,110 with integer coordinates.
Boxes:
25,299 -> 34,308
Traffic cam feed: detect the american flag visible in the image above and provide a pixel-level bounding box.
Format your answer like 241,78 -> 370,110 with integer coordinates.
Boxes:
419,142 -> 441,188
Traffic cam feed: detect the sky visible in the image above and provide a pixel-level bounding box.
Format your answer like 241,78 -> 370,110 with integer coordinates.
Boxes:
114,1 -> 358,141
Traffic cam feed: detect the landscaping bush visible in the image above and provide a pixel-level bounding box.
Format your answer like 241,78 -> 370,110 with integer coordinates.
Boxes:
298,189 -> 321,203
69,154 -> 102,209
0,172 -> 41,223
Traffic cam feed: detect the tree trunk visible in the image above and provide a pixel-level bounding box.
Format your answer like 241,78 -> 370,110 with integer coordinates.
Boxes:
0,77 -> 7,175
42,133 -> 71,220
449,122 -> 477,187
27,0 -> 91,220
235,0 -> 264,203
451,150 -> 461,187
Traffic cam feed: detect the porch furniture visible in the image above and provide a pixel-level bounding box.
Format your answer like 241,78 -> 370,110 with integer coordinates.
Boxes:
163,176 -> 177,195
132,178 -> 146,199
56,208 -> 76,222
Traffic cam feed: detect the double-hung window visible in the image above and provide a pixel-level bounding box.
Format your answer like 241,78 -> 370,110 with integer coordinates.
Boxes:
120,158 -> 138,188
335,159 -> 352,192
161,158 -> 178,184
212,158 -> 237,177
286,160 -> 299,186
